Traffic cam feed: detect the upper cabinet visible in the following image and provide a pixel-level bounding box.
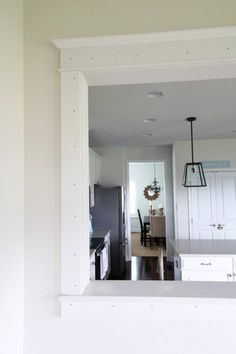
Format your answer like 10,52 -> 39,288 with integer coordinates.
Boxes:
94,152 -> 102,185
89,149 -> 102,206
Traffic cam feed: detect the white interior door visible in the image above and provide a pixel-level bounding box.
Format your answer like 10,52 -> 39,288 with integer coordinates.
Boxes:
189,171 -> 236,240
189,172 -> 217,239
216,172 -> 236,239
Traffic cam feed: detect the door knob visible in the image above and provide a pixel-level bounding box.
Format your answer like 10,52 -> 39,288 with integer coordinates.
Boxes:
209,224 -> 216,227
217,224 -> 225,230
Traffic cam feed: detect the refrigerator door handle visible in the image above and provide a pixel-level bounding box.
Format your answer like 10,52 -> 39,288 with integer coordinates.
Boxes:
120,239 -> 128,246
122,211 -> 125,224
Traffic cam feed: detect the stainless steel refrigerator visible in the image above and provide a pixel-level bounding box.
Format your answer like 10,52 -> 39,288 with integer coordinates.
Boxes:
90,185 -> 126,277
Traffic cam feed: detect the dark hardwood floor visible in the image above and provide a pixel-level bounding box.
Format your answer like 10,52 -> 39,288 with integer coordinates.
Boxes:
109,256 -> 174,281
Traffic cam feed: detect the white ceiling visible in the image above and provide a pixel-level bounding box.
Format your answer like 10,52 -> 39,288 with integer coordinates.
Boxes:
89,78 -> 236,147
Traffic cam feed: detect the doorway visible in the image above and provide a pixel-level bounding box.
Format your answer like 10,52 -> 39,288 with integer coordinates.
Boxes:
129,161 -> 165,252
126,161 -> 171,279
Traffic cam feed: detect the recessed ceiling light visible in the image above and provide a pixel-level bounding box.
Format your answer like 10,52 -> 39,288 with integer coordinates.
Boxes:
144,118 -> 157,123
146,91 -> 164,98
143,133 -> 153,137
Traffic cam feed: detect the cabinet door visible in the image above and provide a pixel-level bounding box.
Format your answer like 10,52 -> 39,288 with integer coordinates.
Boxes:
174,256 -> 181,280
89,149 -> 102,206
181,256 -> 232,272
89,150 -> 95,206
181,270 -> 233,281
94,153 -> 102,185
233,257 -> 236,281
181,255 -> 233,281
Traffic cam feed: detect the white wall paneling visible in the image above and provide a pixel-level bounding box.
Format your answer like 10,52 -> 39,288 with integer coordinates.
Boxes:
53,27 -> 236,86
61,71 -> 89,294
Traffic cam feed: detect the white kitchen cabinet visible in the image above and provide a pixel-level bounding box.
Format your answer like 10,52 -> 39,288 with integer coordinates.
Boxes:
233,257 -> 236,281
171,239 -> 236,282
89,149 -> 95,207
89,149 -> 102,206
94,153 -> 102,185
181,270 -> 233,282
181,255 -> 232,272
181,255 -> 233,281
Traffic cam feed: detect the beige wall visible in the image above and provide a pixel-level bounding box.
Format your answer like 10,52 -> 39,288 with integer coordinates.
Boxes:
25,0 -> 236,39
24,1 -> 236,353
0,1 -> 24,354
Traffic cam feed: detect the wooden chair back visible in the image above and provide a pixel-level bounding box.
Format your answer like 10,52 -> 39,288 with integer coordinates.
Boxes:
137,209 -> 144,232
150,216 -> 166,239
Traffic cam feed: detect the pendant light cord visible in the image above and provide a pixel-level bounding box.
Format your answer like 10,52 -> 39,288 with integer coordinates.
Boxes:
190,120 -> 194,163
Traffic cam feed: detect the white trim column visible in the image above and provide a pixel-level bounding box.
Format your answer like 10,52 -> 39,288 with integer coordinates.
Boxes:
61,71 -> 89,294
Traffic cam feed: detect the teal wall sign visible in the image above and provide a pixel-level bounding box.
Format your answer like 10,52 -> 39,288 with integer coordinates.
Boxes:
202,160 -> 231,169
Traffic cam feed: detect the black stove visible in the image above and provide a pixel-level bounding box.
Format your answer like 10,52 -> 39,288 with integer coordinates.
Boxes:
90,237 -> 104,251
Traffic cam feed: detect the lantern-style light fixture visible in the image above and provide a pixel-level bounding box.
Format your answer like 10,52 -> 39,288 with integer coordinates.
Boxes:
182,117 -> 207,188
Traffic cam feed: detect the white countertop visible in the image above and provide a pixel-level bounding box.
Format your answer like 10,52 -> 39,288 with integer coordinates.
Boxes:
60,280 -> 236,299
170,239 -> 236,256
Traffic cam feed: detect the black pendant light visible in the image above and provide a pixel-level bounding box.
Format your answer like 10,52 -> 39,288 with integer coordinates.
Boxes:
182,117 -> 207,187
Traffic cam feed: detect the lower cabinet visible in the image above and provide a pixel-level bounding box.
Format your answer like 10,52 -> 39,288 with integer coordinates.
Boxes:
174,256 -> 181,280
181,270 -> 233,281
233,257 -> 236,280
180,255 -> 235,282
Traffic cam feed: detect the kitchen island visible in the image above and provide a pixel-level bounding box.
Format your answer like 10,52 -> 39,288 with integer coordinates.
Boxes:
170,239 -> 236,281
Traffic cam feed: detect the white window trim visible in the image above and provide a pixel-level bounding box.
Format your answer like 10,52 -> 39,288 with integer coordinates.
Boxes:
52,26 -> 236,317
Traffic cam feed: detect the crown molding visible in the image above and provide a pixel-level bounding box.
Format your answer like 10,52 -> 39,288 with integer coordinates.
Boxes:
52,26 -> 236,49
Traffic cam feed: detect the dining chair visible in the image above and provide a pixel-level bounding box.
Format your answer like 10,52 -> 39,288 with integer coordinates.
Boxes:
149,215 -> 166,249
137,209 -> 150,246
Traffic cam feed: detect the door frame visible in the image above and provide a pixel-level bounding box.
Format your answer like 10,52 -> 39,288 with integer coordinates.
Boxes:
53,26 -> 236,297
